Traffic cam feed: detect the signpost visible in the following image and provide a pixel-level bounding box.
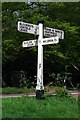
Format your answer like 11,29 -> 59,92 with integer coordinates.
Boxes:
18,21 -> 39,35
44,27 -> 64,39
22,36 -> 59,47
22,39 -> 38,47
42,36 -> 59,45
18,21 -> 64,39
18,20 -> 64,99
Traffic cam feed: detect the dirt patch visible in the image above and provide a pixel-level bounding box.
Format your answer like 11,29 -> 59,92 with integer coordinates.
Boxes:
45,86 -> 56,93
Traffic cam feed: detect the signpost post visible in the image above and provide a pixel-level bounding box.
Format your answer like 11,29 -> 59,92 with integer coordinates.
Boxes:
18,19 -> 64,99
36,19 -> 44,99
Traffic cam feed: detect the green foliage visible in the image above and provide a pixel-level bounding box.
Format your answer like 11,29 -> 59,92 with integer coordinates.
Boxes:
49,73 -> 64,87
55,73 -> 64,86
19,78 -> 32,88
2,2 -> 80,87
55,88 -> 69,98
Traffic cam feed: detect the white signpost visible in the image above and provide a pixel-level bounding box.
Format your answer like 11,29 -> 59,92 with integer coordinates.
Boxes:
22,39 -> 38,47
44,27 -> 64,39
22,36 -> 59,47
42,36 -> 59,45
18,20 -> 64,99
18,21 -> 39,35
18,21 -> 64,39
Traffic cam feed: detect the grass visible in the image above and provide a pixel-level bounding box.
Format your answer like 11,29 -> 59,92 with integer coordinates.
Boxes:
0,88 -> 2,93
2,86 -> 65,94
2,87 -> 35,94
2,95 -> 79,118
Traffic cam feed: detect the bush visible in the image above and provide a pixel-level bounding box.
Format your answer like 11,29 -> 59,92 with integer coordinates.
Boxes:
19,78 -> 31,88
55,88 -> 69,98
49,73 -> 65,87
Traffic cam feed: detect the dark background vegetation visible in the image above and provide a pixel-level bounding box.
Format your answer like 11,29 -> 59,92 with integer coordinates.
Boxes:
2,2 -> 80,89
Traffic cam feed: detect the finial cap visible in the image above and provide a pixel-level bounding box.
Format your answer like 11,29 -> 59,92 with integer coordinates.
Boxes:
37,19 -> 44,24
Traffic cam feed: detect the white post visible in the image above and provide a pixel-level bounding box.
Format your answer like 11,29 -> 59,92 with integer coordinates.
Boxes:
36,19 -> 44,99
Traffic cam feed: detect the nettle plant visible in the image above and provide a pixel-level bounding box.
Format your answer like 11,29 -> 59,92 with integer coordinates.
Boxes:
49,73 -> 65,87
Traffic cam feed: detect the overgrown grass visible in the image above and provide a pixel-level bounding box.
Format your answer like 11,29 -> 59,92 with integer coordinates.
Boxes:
2,87 -> 35,94
2,86 -> 64,94
2,95 -> 78,118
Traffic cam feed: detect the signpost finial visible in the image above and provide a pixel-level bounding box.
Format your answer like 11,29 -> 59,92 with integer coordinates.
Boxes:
38,19 -> 44,24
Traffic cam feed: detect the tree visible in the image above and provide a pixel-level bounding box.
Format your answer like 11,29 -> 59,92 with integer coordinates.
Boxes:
2,2 -> 80,87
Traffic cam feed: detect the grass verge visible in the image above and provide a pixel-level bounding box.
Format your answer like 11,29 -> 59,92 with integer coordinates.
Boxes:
2,87 -> 35,94
2,86 -> 65,94
2,95 -> 79,118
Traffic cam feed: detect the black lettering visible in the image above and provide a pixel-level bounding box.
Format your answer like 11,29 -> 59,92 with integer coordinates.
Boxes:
26,24 -> 28,26
30,43 -> 33,46
27,43 -> 29,46
52,29 -> 55,32
34,29 -> 37,34
45,33 -> 50,36
20,22 -> 22,25
24,42 -> 27,44
29,41 -> 32,43
43,40 -> 47,43
20,28 -> 27,32
47,39 -> 53,42
45,27 -> 51,31
54,38 -> 57,41
34,41 -> 38,44
27,24 -> 33,28
50,32 -> 55,35
39,64 -> 41,69
45,31 -> 50,34
55,30 -> 61,33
